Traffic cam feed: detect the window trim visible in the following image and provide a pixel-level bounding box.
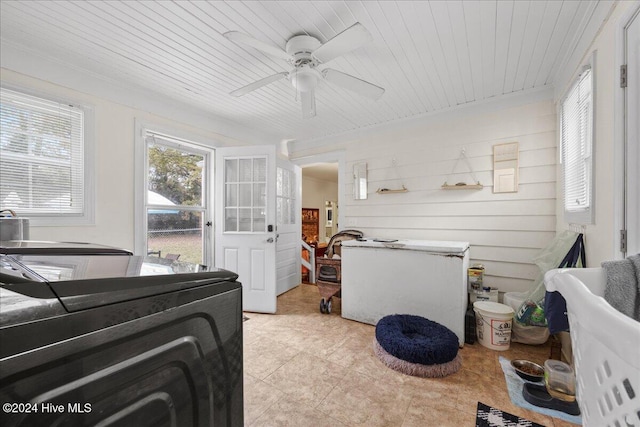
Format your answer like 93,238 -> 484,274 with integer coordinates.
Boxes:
559,53 -> 596,225
134,119 -> 215,261
0,84 -> 95,226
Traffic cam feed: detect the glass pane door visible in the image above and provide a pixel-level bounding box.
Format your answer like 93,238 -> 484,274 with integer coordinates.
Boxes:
224,156 -> 267,232
145,136 -> 209,265
277,167 -> 296,226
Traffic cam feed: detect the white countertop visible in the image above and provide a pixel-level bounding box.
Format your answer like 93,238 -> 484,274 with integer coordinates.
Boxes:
341,239 -> 469,254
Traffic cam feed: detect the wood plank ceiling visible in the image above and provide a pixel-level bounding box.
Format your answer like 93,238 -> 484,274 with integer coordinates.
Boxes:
0,1 -> 610,144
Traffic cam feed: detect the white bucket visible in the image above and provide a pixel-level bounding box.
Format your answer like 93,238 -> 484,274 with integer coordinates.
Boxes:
473,301 -> 514,351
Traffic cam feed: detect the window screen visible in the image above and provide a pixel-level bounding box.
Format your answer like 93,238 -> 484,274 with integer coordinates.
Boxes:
560,67 -> 594,224
0,88 -> 86,218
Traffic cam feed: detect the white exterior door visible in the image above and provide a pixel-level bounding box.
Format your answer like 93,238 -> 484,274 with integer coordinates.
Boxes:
215,145 -> 277,313
276,158 -> 302,295
626,9 -> 640,255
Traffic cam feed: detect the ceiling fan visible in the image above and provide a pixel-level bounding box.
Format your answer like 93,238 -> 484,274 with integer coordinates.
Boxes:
223,23 -> 385,119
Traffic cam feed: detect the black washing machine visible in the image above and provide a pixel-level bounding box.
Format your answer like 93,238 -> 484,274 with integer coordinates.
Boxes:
0,241 -> 243,427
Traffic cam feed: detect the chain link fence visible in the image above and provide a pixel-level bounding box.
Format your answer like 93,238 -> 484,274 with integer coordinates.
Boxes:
147,228 -> 202,265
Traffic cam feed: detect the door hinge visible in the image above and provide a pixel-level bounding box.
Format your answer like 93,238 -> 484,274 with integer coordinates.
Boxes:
620,229 -> 627,253
620,65 -> 627,88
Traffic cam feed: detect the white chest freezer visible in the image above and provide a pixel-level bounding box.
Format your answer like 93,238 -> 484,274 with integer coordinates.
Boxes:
341,239 -> 470,346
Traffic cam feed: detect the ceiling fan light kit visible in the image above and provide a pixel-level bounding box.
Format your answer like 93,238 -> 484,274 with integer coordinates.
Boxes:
223,22 -> 385,119
289,66 -> 320,93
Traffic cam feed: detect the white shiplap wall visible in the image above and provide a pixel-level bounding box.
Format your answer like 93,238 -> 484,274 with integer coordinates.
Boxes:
297,100 -> 557,294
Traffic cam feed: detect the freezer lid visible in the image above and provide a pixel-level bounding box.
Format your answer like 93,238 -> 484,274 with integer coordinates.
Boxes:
0,240 -> 132,255
341,239 -> 470,254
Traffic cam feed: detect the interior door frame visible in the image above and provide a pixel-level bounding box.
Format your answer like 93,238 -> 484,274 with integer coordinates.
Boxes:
614,4 -> 640,258
291,150 -> 346,234
134,119 -> 214,266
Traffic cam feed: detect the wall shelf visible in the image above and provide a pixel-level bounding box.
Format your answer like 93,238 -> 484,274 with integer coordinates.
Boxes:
376,185 -> 408,194
441,182 -> 483,190
442,148 -> 483,190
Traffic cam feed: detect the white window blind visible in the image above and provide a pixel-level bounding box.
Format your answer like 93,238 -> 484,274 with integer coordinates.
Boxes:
560,67 -> 594,224
0,88 -> 85,217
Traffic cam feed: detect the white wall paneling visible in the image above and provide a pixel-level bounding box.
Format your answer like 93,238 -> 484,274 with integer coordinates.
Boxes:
327,100 -> 558,294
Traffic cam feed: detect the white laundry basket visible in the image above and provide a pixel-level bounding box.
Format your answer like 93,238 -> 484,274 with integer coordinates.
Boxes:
545,268 -> 640,427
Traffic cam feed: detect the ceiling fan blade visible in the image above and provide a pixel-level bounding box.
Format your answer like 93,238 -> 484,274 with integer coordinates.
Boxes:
312,22 -> 372,64
223,31 -> 290,61
301,90 -> 316,119
230,72 -> 288,97
323,69 -> 385,100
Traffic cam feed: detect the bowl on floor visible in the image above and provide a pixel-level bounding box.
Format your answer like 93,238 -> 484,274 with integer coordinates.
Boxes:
511,359 -> 544,382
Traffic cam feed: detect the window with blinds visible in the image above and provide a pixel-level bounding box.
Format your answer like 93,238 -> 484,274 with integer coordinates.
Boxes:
560,67 -> 594,224
0,88 -> 87,219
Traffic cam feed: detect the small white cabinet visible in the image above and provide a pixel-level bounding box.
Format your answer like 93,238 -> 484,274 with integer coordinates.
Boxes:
341,239 -> 469,346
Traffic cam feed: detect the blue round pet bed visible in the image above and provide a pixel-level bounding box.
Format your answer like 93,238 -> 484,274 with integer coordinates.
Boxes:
373,314 -> 461,377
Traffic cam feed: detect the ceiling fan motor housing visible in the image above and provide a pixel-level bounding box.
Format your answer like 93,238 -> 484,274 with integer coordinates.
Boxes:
285,34 -> 322,60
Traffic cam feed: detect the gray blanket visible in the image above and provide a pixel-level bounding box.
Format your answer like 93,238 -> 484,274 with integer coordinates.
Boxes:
602,254 -> 640,321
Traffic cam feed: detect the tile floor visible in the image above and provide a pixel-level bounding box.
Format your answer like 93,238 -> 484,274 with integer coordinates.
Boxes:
243,284 -> 575,427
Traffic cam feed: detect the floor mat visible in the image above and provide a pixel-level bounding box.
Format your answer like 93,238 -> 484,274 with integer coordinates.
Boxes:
476,402 -> 545,427
498,356 -> 582,425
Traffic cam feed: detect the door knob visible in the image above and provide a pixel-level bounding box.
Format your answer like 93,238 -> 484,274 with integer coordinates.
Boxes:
266,237 -> 274,243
